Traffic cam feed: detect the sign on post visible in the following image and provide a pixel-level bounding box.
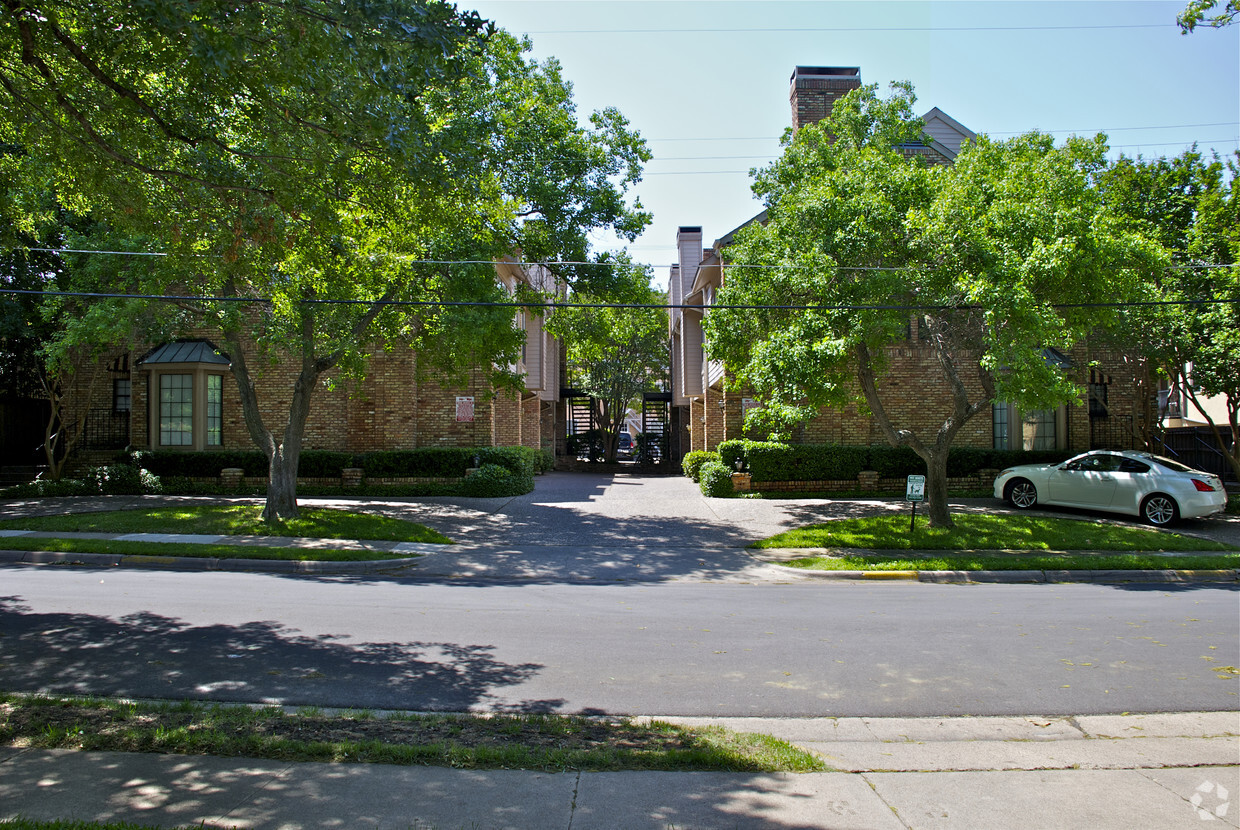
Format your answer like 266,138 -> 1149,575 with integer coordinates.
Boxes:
906,474 -> 926,531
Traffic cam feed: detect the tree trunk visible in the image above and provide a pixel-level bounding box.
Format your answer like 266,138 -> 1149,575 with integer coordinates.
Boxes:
263,444 -> 300,522
923,449 -> 953,528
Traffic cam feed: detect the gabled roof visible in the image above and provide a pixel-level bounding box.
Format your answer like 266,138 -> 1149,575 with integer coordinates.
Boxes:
137,339 -> 230,366
921,106 -> 977,161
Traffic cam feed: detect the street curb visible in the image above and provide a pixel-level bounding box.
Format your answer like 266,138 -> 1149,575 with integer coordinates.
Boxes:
3,547 -> 1237,583
790,567 -> 1240,584
0,548 -> 420,574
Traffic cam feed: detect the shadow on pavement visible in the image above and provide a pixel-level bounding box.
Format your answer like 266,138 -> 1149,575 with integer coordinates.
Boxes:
0,595 -> 561,711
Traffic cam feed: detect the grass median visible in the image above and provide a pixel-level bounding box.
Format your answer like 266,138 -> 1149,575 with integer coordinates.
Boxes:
0,505 -> 449,561
752,513 -> 1239,571
0,693 -> 826,774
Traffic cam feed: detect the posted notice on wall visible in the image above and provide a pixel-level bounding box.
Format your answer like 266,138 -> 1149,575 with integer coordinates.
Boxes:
455,396 -> 475,423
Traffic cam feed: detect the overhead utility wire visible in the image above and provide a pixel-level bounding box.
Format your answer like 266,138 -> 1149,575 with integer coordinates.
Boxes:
646,122 -> 1239,142
13,248 -> 1238,274
527,24 -> 1170,34
3,289 -> 1235,311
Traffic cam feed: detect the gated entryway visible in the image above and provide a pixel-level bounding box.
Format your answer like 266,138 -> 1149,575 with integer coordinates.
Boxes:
557,388 -> 675,468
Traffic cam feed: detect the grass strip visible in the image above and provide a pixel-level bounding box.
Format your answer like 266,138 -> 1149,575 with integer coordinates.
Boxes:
0,537 -> 405,562
0,822 -> 205,830
752,513 -> 1236,553
0,506 -> 451,544
779,551 -> 1240,571
0,693 -> 826,774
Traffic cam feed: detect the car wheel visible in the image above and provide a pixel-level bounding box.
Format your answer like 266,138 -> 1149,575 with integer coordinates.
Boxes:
1006,478 -> 1038,509
1141,494 -> 1179,527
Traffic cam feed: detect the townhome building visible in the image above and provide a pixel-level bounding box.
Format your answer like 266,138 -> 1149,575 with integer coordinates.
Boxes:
669,66 -> 1145,459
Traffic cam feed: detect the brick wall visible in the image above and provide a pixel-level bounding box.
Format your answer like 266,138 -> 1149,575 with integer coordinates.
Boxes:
121,330 -> 546,454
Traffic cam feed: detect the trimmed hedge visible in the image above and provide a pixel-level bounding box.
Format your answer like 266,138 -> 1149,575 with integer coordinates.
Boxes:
722,442 -> 1076,482
698,461 -> 734,497
716,440 -> 748,471
682,451 -> 720,483
745,442 -> 869,482
127,446 -> 546,481
459,463 -> 535,497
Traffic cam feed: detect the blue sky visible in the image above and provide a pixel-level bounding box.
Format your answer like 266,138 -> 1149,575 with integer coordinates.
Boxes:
467,0 -> 1239,287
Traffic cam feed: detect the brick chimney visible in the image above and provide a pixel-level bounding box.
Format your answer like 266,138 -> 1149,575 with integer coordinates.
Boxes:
789,66 -> 862,133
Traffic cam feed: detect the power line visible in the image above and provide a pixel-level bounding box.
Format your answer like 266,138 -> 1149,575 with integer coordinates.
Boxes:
3,288 -> 1235,312
525,24 -> 1171,35
9,249 -> 1239,274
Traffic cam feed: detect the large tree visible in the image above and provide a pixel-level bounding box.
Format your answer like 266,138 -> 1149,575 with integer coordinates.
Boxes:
709,82 -> 1164,527
544,257 -> 668,463
0,1 -> 649,519
1101,149 -> 1240,481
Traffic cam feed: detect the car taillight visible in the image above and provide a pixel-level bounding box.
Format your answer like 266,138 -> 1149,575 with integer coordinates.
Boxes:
1191,479 -> 1215,492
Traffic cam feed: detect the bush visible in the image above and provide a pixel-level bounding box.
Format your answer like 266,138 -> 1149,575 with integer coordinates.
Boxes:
134,449 -> 268,477
698,461 -> 734,497
83,464 -> 162,495
866,445 -> 924,478
298,451 -> 359,477
459,463 -> 535,498
716,439 -> 748,471
682,451 -> 720,482
3,465 -> 163,497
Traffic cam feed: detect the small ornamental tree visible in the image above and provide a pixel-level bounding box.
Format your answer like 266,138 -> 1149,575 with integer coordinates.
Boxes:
0,2 -> 649,520
545,257 -> 669,463
709,82 -> 1165,527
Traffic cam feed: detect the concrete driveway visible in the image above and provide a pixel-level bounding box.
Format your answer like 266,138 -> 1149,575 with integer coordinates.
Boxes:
2,471 -> 1236,583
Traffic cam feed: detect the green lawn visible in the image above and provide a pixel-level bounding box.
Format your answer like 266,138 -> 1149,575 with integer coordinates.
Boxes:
0,505 -> 451,544
752,513 -> 1236,552
0,537 -> 406,562
780,551 -> 1240,572
0,694 -> 826,774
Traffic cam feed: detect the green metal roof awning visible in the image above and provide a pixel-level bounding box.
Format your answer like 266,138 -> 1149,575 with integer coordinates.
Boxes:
137,340 -> 230,366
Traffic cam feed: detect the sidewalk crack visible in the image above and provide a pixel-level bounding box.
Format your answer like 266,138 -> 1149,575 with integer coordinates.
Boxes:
862,772 -> 913,829
567,769 -> 582,830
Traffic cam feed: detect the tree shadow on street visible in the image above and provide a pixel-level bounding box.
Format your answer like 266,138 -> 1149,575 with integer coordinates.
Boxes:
0,595 -> 561,712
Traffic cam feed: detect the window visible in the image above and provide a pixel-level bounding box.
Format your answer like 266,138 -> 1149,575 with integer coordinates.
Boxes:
992,403 -> 1010,450
159,374 -> 194,446
113,379 -> 131,413
206,374 -> 222,446
994,403 -> 1064,451
139,340 -> 230,451
1022,409 -> 1057,451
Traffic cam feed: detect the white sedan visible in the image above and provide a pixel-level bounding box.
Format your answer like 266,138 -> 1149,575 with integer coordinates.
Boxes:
994,450 -> 1228,527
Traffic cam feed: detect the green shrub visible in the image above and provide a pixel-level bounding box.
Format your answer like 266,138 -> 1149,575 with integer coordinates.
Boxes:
459,463 -> 535,498
698,461 -> 734,497
866,445 -> 924,478
716,439 -> 749,471
83,464 -> 162,495
298,451 -> 359,477
478,446 -> 542,477
134,449 -> 268,477
682,451 -> 720,482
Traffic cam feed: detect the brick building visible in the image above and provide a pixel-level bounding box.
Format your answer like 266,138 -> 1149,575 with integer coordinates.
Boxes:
669,66 -> 1144,458
63,259 -> 563,464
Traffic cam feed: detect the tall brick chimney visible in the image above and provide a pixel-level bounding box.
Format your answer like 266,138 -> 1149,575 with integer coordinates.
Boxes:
789,66 -> 862,133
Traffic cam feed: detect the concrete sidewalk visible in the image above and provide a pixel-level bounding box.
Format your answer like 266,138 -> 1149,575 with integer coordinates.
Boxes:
2,711 -> 1236,829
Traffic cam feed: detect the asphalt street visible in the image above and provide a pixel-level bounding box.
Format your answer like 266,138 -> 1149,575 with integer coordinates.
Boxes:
3,568 -> 1237,717
2,473 -> 1237,718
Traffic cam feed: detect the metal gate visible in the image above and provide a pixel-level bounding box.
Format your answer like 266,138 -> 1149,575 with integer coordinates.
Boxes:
640,392 -> 671,466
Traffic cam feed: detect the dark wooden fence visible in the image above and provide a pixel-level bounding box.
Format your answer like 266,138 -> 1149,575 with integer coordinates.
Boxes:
1155,426 -> 1237,485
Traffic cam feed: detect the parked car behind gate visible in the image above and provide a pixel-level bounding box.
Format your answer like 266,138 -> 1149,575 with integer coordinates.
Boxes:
994,450 -> 1228,527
